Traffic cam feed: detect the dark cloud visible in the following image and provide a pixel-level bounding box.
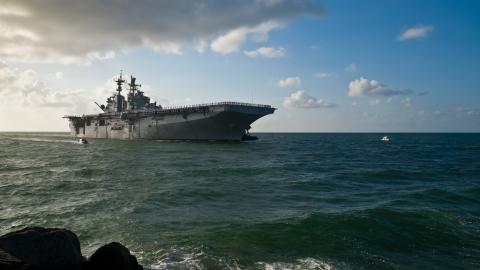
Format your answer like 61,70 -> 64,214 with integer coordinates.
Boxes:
0,0 -> 322,63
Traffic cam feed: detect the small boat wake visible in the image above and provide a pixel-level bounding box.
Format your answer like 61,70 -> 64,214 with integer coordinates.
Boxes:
76,138 -> 89,144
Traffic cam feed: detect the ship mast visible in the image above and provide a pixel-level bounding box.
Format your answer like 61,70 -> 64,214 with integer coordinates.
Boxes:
114,70 -> 125,94
113,70 -> 126,112
128,75 -> 141,95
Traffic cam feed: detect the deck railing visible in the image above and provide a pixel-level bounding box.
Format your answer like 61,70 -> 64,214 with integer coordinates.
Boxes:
64,101 -> 273,118
161,101 -> 272,110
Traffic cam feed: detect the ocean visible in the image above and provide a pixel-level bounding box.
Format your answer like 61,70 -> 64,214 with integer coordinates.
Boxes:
0,132 -> 479,269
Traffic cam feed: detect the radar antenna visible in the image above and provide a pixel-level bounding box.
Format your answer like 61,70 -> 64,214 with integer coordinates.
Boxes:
128,75 -> 141,95
114,70 -> 125,94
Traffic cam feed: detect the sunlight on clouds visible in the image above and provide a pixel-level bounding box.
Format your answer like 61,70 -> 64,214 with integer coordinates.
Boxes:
277,77 -> 301,88
283,90 -> 336,109
0,61 -> 83,109
210,28 -> 248,55
55,72 -> 64,79
398,25 -> 434,41
210,21 -> 281,55
348,77 -> 412,97
0,3 -> 30,16
0,0 -> 321,63
244,47 -> 286,58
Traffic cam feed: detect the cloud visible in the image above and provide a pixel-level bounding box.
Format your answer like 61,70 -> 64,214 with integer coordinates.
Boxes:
283,90 -> 336,109
195,40 -> 208,53
345,63 -> 357,72
398,25 -> 434,41
0,61 -> 84,109
348,77 -> 413,97
54,71 -> 63,79
211,28 -> 249,55
315,72 -> 335,79
277,76 -> 301,88
0,0 -> 322,63
244,47 -> 286,58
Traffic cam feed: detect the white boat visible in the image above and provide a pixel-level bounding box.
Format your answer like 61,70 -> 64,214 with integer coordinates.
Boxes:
78,138 -> 89,144
381,136 -> 390,141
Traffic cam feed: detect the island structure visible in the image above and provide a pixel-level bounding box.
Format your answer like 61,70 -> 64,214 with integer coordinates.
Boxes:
63,72 -> 276,141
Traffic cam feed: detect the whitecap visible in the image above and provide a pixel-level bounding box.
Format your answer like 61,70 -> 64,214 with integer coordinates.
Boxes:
257,257 -> 332,270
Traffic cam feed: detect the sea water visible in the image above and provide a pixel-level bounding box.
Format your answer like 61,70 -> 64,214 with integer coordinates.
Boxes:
0,132 -> 479,269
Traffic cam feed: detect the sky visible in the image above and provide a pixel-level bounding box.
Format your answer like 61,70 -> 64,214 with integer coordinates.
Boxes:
0,0 -> 479,132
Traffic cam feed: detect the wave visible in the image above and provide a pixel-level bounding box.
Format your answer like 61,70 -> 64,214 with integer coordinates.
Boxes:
12,137 -> 78,144
182,208 -> 480,269
127,207 -> 479,269
147,247 -> 333,270
389,187 -> 480,211
258,258 -> 333,270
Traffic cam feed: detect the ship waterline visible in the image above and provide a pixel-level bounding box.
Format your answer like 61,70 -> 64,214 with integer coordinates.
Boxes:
63,73 -> 275,141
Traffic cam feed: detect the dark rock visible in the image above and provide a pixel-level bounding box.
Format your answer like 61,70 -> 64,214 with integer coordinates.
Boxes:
0,227 -> 84,270
87,242 -> 142,270
0,248 -> 31,270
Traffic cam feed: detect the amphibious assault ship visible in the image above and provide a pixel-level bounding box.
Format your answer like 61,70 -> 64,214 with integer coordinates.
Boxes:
63,72 -> 275,141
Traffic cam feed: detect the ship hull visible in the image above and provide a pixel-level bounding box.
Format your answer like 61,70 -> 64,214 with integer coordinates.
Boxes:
65,103 -> 275,141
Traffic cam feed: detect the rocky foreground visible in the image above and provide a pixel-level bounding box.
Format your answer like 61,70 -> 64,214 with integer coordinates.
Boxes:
0,227 -> 142,270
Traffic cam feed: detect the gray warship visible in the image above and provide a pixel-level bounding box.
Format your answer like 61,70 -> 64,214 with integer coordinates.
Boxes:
63,72 -> 275,141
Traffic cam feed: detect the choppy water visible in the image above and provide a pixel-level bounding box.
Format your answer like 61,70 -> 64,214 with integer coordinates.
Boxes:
1,132 -> 479,269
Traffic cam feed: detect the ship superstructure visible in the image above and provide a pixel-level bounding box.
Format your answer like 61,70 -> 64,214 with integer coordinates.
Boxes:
63,72 -> 275,141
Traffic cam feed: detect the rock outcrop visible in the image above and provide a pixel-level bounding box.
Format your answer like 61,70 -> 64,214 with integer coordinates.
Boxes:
0,248 -> 30,270
87,242 -> 143,270
0,227 -> 143,270
0,227 -> 84,270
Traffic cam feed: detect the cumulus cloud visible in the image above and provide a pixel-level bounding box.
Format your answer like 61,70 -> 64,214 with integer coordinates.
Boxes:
0,0 -> 322,63
244,47 -> 286,58
54,71 -> 64,79
210,21 -> 280,54
283,90 -> 336,109
348,77 -> 413,97
398,25 -> 434,41
0,61 -> 84,109
277,76 -> 301,88
211,28 -> 249,55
